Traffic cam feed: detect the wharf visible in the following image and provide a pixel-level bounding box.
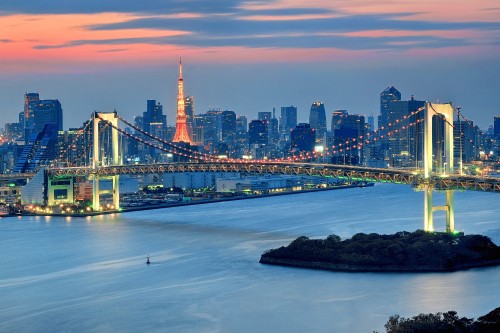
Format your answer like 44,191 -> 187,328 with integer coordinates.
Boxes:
11,183 -> 373,218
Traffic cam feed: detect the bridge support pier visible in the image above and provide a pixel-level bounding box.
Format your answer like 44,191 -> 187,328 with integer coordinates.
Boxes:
424,186 -> 455,232
92,111 -> 120,211
92,173 -> 100,211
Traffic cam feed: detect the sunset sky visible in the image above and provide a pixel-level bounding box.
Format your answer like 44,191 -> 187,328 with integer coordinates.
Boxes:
0,0 -> 499,129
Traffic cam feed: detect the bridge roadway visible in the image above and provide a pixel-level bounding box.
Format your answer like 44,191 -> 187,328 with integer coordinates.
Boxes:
47,162 -> 500,193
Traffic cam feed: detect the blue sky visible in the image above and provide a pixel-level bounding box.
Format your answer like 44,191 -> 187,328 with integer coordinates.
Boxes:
0,0 -> 499,129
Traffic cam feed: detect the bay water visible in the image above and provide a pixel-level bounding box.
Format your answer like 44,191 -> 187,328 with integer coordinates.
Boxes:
1,184 -> 499,332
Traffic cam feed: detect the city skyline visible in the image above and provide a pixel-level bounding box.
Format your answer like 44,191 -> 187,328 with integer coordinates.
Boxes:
1,1 -> 499,129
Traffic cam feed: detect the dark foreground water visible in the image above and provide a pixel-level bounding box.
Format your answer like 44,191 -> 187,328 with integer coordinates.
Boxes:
1,184 -> 499,332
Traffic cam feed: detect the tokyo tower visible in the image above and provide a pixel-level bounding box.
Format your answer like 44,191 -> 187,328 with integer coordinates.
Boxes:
172,58 -> 192,143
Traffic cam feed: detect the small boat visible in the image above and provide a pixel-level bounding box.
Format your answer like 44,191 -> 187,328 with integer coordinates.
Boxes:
146,255 -> 150,264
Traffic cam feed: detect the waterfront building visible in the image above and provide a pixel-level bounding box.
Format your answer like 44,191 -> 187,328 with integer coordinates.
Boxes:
290,123 -> 315,154
309,102 -> 327,143
163,172 -> 240,190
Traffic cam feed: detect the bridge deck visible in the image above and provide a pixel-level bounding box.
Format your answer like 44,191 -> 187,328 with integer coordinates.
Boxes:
45,162 -> 500,193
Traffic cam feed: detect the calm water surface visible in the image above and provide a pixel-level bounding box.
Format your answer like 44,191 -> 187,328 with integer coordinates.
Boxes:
1,184 -> 499,332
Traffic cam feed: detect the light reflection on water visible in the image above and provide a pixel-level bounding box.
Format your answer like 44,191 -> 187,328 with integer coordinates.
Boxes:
0,184 -> 498,333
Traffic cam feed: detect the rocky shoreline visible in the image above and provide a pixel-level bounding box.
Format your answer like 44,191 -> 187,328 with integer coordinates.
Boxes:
259,257 -> 500,272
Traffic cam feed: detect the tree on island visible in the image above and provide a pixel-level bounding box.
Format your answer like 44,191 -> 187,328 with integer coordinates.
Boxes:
260,230 -> 500,272
374,307 -> 500,333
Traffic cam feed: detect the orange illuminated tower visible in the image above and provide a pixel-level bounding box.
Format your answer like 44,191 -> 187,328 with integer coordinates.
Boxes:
172,58 -> 192,143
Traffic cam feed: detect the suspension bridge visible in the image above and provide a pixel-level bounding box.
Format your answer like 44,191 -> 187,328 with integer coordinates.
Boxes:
22,102 -> 500,233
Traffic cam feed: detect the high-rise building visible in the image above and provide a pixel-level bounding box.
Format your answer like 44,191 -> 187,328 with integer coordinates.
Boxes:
279,106 -> 297,135
495,116 -> 500,139
386,96 -> 425,166
330,111 -> 365,164
236,116 -> 247,133
291,123 -> 315,154
23,92 -> 63,144
235,115 -> 248,146
14,123 -> 59,172
142,100 -> 166,139
33,99 -> 63,134
221,110 -> 236,142
367,115 -> 375,131
268,108 -> 279,145
24,92 -> 39,141
4,123 -> 23,141
172,59 -> 192,143
379,86 -> 401,131
309,102 -> 327,142
248,120 -> 268,146
185,96 -> 194,138
454,118 -> 478,164
258,112 -> 272,121
193,113 -> 217,145
494,116 -> 500,157
58,127 -> 87,167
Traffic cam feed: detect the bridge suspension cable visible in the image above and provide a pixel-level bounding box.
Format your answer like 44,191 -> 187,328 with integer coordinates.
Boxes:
116,114 -> 220,162
98,115 -> 218,162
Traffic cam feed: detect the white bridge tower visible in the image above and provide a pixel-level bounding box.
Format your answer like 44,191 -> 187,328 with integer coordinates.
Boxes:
92,111 -> 120,211
423,102 -> 455,232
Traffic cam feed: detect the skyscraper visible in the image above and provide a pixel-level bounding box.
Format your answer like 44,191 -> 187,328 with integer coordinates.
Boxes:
330,110 -> 366,164
378,86 -> 401,130
494,116 -> 500,157
495,116 -> 500,139
33,99 -> 63,134
172,59 -> 192,143
235,115 -> 248,146
386,96 -> 425,165
248,120 -> 268,146
279,106 -> 297,135
143,100 -> 166,138
24,92 -> 39,141
309,102 -> 327,142
291,123 -> 315,153
258,112 -> 272,121
185,95 -> 194,138
221,110 -> 236,142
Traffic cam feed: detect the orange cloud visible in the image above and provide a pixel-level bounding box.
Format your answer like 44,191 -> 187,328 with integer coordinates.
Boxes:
241,0 -> 500,22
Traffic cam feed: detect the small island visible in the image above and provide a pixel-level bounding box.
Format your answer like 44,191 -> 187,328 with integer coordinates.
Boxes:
260,230 -> 500,272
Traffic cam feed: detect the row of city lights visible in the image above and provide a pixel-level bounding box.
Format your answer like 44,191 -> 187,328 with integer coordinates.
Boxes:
70,108 -> 498,168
